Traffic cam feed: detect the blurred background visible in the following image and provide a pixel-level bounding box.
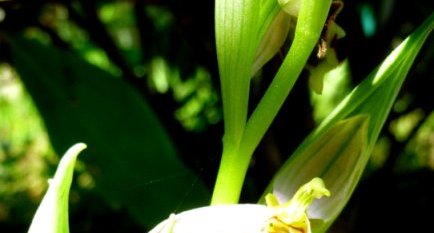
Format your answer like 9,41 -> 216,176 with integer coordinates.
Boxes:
0,0 -> 433,232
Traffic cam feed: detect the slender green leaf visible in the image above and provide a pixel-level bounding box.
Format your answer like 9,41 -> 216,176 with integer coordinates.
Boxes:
28,143 -> 86,233
262,13 -> 433,233
316,13 -> 433,144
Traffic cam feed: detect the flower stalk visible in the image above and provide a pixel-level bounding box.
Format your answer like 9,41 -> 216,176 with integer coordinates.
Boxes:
212,0 -> 333,205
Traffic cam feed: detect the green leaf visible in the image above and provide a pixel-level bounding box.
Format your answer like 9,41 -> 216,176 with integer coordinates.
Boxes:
317,13 -> 433,151
7,36 -> 209,228
28,143 -> 86,233
262,12 -> 433,233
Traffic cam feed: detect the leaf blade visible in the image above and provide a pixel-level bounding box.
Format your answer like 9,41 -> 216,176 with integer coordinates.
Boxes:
262,12 -> 433,233
28,143 -> 86,233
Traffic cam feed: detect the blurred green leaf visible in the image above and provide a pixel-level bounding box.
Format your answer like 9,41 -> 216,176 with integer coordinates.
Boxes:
28,143 -> 86,233
395,110 -> 434,171
7,35 -> 209,228
310,60 -> 351,123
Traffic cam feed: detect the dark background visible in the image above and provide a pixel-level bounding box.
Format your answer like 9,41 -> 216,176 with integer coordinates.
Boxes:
0,0 -> 433,232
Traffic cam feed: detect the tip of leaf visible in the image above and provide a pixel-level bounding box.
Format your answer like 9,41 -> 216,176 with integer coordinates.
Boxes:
28,142 -> 87,233
71,142 -> 87,152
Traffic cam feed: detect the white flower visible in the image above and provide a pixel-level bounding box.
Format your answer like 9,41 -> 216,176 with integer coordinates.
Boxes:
149,178 -> 330,233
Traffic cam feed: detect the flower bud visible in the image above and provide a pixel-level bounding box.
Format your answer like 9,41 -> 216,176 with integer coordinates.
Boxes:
251,11 -> 293,77
263,115 -> 369,232
278,0 -> 301,17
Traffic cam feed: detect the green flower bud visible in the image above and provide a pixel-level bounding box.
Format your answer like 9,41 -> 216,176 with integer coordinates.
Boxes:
278,0 -> 301,17
252,11 -> 293,77
263,115 -> 369,233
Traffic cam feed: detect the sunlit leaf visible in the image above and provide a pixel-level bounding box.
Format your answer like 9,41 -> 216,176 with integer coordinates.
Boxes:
262,12 -> 433,233
28,143 -> 86,233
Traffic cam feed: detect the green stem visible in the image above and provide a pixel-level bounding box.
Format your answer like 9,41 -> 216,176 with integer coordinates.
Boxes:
211,0 -> 332,205
210,146 -> 251,205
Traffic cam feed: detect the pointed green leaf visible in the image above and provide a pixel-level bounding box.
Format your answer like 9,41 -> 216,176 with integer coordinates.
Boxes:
28,143 -> 86,233
262,13 -> 433,233
317,13 -> 433,149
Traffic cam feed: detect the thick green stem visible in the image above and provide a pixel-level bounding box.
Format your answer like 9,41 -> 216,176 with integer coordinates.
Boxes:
211,147 -> 251,205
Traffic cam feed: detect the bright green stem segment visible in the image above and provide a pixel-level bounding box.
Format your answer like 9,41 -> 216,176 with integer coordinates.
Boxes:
211,0 -> 332,205
211,147 -> 250,204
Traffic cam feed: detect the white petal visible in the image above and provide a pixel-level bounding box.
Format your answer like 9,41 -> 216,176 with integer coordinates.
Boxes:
149,204 -> 274,233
